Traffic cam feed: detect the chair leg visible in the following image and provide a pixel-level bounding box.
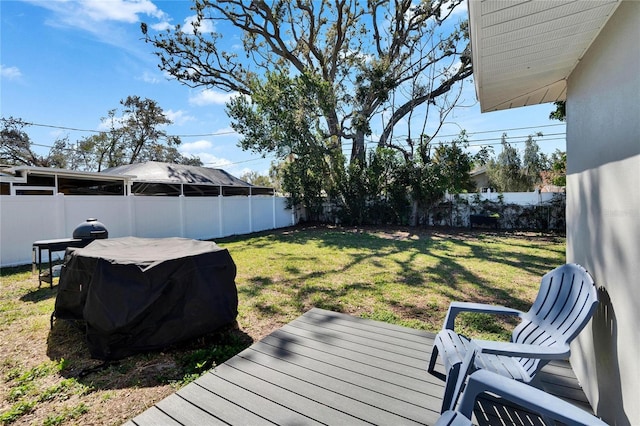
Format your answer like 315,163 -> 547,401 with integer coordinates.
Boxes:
448,350 -> 477,413
428,344 -> 439,373
441,362 -> 461,413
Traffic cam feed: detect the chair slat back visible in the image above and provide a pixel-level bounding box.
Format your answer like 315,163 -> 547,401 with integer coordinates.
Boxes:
511,264 -> 598,376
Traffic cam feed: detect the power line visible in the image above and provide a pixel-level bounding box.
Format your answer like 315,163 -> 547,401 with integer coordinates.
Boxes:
15,119 -> 566,168
22,120 -> 563,143
407,123 -> 565,141
23,121 -> 237,138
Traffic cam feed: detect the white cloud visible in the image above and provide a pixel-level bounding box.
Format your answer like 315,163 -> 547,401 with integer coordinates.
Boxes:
0,65 -> 22,80
79,0 -> 166,23
195,153 -> 233,169
151,21 -> 172,31
182,14 -> 215,35
24,0 -> 172,51
214,126 -> 239,136
180,139 -> 213,152
189,89 -> 238,106
28,0 -> 167,25
164,109 -> 195,126
139,70 -> 162,84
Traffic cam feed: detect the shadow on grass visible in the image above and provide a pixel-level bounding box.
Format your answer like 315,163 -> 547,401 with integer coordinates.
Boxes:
20,285 -> 58,303
46,319 -> 253,390
226,225 -> 564,338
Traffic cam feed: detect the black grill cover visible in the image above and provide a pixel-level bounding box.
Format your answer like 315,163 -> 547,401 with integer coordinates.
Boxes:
54,237 -> 238,360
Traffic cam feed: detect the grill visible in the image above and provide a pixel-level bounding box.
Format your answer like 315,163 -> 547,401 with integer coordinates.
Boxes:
72,218 -> 109,240
33,218 -> 109,288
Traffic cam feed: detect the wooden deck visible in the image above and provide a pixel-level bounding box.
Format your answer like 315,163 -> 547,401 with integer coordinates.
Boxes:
124,308 -> 592,425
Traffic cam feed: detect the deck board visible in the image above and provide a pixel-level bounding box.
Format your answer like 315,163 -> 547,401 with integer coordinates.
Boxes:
125,308 -> 593,425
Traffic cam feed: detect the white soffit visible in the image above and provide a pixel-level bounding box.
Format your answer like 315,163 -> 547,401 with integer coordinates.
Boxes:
469,0 -> 621,112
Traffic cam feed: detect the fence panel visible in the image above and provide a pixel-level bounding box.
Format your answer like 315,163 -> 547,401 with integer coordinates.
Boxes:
62,196 -> 132,238
1,196 -> 58,266
131,197 -> 183,238
220,197 -> 251,236
183,197 -> 220,240
274,197 -> 294,228
1,195 -> 293,267
251,196 -> 276,232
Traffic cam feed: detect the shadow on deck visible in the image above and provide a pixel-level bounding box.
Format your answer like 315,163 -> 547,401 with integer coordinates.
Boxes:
124,308 -> 593,425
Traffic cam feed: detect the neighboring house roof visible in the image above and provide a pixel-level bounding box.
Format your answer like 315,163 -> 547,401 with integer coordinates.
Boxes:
103,161 -> 252,187
470,166 -> 487,178
2,165 -> 133,182
468,0 -> 621,112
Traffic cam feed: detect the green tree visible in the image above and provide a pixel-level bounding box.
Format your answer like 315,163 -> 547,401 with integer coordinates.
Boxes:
240,170 -> 272,187
364,147 -> 410,225
541,149 -> 566,187
0,117 -> 68,168
432,132 -> 477,194
70,96 -> 201,171
549,101 -> 566,121
143,0 -> 472,165
487,133 -> 530,192
227,71 -> 338,220
522,133 -> 545,189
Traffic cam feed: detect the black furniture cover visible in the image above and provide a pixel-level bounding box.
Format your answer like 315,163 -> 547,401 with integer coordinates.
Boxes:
54,237 -> 238,360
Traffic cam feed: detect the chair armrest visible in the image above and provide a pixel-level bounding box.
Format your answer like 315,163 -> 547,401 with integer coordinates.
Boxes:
457,370 -> 607,426
471,339 -> 571,359
443,301 -> 524,330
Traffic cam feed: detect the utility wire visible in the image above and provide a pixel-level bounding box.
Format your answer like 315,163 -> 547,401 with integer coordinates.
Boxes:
15,120 -> 566,167
22,121 -> 237,138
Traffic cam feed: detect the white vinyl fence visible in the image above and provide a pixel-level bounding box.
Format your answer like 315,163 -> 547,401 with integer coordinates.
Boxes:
0,194 -> 294,267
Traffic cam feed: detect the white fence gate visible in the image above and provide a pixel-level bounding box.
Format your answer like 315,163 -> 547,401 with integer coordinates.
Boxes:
0,194 -> 294,267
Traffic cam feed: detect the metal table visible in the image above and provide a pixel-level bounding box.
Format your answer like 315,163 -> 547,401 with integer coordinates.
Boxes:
32,238 -> 89,288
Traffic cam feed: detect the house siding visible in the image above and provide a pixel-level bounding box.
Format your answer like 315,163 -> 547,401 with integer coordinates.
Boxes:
566,2 -> 640,424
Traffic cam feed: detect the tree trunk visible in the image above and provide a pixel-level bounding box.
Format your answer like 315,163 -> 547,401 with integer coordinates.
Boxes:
351,130 -> 366,164
410,199 -> 419,227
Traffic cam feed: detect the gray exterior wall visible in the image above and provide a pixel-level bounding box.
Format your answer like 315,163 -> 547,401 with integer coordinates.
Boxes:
566,2 -> 640,424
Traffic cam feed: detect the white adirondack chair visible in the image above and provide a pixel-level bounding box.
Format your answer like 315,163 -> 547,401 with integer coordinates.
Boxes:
435,370 -> 607,426
428,263 -> 598,413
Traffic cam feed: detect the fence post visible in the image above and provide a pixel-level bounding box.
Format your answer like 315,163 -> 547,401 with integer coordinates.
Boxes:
55,192 -> 65,238
248,193 -> 253,234
179,194 -> 186,238
128,195 -> 136,237
218,189 -> 224,237
272,193 -> 277,229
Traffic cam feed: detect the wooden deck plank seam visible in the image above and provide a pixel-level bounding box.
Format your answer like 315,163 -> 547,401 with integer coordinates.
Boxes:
164,393 -> 232,425
251,334 -> 447,402
281,321 -> 433,367
189,378 -> 309,425
283,324 -> 427,372
264,328 -> 435,386
290,318 -> 432,359
209,362 -> 416,425
298,311 -> 436,346
235,345 -> 441,412
302,310 -> 437,340
126,309 -> 591,426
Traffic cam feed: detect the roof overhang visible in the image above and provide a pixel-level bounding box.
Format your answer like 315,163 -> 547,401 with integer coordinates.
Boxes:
468,0 -> 621,112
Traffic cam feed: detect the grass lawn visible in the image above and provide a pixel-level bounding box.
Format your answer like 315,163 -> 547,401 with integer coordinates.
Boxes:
0,225 -> 565,425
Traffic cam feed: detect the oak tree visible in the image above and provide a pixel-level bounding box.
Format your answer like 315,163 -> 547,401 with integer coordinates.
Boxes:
143,0 -> 472,164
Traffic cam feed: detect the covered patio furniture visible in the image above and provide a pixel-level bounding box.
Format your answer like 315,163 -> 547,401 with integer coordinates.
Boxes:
53,237 -> 238,360
428,263 -> 598,413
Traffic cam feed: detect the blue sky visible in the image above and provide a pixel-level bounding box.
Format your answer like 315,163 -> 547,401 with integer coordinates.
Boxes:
1,0 -> 566,178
